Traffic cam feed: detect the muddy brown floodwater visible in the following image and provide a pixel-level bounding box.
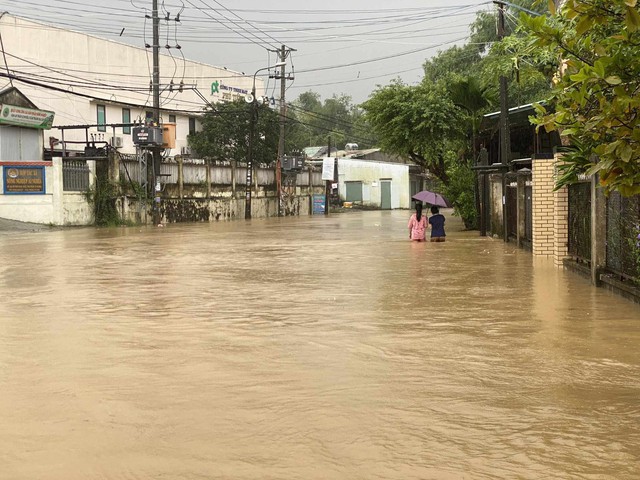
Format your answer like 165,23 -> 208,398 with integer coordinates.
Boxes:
0,210 -> 639,479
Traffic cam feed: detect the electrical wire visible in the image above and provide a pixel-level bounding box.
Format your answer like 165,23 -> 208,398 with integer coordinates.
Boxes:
183,0 -> 276,51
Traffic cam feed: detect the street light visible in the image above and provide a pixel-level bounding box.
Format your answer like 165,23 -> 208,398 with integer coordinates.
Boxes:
245,61 -> 286,220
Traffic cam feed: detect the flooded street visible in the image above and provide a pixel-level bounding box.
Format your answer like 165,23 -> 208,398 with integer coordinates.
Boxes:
1,210 -> 639,479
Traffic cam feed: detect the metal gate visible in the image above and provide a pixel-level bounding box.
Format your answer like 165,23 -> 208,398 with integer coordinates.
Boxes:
380,180 -> 391,210
524,183 -> 532,246
606,192 -> 640,281
506,184 -> 518,241
568,182 -> 592,264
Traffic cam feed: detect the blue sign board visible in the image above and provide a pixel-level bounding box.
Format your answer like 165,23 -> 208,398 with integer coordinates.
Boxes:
312,194 -> 326,214
3,165 -> 46,194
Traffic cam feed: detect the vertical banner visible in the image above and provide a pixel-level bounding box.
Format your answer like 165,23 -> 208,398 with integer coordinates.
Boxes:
321,157 -> 335,181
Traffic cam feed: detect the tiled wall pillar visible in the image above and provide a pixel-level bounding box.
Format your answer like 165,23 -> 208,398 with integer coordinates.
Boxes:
532,157 -> 555,257
553,183 -> 569,266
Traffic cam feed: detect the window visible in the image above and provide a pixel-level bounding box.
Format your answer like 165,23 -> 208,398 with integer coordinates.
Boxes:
97,104 -> 106,132
122,108 -> 131,134
169,115 -> 176,139
189,117 -> 196,136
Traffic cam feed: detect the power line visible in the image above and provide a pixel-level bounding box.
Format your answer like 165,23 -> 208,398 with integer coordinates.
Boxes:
183,0 -> 277,51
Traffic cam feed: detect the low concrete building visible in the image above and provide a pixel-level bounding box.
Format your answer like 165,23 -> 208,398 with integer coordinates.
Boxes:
0,87 -> 95,225
337,158 -> 410,210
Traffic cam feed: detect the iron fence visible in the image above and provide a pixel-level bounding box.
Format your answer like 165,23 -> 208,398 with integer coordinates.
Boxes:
506,184 -> 517,240
63,160 -> 90,192
568,182 -> 592,263
606,192 -> 640,281
524,184 -> 532,244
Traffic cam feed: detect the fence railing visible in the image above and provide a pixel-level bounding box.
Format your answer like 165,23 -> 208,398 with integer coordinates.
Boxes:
568,182 -> 592,263
524,184 -> 532,244
505,183 -> 517,240
63,160 -> 90,192
606,192 -> 640,281
118,158 -> 324,190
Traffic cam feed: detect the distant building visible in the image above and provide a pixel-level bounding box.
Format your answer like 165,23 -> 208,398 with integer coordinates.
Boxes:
0,14 -> 263,157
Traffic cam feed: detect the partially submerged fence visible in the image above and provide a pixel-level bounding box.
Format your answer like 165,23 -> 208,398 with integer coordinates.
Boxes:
606,192 -> 640,282
118,157 -> 324,192
567,182 -> 592,264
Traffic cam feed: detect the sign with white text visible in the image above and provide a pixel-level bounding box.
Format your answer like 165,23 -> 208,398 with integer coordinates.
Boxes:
322,157 -> 335,181
3,166 -> 46,194
0,104 -> 55,129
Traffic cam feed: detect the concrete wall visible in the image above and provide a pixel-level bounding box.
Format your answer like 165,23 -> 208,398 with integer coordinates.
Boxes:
336,159 -> 410,209
119,191 -> 318,225
0,158 -> 96,226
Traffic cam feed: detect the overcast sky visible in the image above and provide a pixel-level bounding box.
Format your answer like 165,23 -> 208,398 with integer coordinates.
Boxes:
0,0 -> 494,104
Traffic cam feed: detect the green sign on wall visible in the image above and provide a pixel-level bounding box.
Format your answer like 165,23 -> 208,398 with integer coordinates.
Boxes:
0,104 -> 55,129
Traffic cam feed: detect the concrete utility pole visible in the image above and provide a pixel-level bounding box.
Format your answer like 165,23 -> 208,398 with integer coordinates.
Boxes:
325,136 -> 331,216
495,0 -> 510,242
152,0 -> 162,225
272,45 -> 296,217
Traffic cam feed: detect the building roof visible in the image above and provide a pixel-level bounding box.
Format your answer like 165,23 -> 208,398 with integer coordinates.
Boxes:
0,86 -> 38,109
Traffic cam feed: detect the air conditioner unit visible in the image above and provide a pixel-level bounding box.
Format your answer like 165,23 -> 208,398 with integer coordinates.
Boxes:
181,146 -> 192,155
111,136 -> 124,148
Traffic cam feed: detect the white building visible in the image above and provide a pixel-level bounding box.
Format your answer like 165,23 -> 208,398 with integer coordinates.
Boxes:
337,158 -> 410,209
0,13 -> 264,156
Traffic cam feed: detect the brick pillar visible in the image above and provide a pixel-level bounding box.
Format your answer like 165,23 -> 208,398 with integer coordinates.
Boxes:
552,150 -> 569,266
532,157 -> 555,257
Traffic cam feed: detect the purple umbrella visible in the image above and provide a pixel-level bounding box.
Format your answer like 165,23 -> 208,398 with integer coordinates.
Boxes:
412,190 -> 451,207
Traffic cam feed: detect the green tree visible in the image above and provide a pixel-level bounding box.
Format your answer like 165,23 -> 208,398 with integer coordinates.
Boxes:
522,0 -> 640,195
362,80 -> 466,185
288,91 -> 377,150
188,99 -> 279,165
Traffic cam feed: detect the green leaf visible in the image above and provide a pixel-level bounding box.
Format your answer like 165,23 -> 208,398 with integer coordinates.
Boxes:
626,6 -> 640,32
605,141 -> 620,155
625,0 -> 638,8
620,142 -> 633,162
605,76 -> 623,85
548,0 -> 557,14
576,16 -> 593,36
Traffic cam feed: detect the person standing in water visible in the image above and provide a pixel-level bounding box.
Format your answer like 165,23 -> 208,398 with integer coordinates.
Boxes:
428,205 -> 446,242
408,202 -> 427,242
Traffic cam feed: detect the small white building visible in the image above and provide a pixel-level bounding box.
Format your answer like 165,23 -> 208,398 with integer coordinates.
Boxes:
0,14 -> 264,156
337,158 -> 410,209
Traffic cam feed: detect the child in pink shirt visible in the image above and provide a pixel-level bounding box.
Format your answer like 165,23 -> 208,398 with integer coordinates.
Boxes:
408,203 -> 427,241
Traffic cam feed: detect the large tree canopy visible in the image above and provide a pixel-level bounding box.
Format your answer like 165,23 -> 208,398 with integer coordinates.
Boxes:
523,0 -> 640,195
188,99 -> 279,165
362,80 -> 465,184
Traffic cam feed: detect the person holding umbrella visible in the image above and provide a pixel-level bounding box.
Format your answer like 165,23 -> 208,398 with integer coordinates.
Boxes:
408,202 -> 427,242
410,190 -> 449,242
429,205 -> 446,242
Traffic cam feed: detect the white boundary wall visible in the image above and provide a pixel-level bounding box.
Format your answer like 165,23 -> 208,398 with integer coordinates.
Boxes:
0,158 -> 95,225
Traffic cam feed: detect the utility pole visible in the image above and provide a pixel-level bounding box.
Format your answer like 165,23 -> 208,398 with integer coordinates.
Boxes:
151,0 -> 162,225
272,45 -> 296,217
495,0 -> 510,241
245,93 -> 257,220
325,136 -> 331,216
